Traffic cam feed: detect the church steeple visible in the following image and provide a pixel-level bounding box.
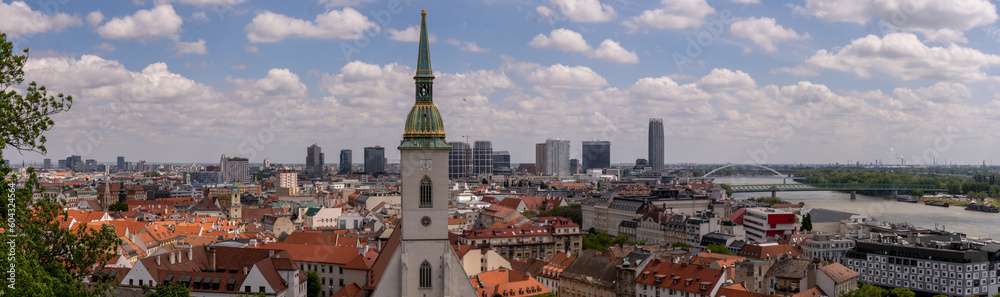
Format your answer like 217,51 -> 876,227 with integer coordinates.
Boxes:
400,10 -> 449,149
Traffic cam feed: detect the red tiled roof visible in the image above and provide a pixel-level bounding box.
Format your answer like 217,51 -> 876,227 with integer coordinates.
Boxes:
634,261 -> 725,295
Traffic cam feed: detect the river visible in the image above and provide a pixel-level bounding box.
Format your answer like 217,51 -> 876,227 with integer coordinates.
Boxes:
714,177 -> 1000,239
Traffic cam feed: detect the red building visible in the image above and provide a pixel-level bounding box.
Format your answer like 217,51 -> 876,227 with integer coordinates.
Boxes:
743,207 -> 796,243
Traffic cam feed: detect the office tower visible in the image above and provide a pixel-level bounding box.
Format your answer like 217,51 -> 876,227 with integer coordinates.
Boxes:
492,151 -> 511,176
263,158 -> 271,168
582,140 -> 611,171
339,149 -> 353,174
65,155 -> 82,171
43,158 -> 51,169
276,169 -> 297,195
124,161 -> 132,171
58,159 -> 66,169
364,146 -> 385,175
306,144 -> 324,177
85,159 -> 97,171
649,118 -> 664,171
220,155 -> 251,183
545,138 -> 570,177
569,159 -> 579,175
636,158 -> 648,166
116,156 -> 125,170
448,142 -> 470,179
472,140 -> 492,176
535,143 -> 547,175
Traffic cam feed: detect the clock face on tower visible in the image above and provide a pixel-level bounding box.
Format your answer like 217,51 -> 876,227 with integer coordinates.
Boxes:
419,159 -> 432,171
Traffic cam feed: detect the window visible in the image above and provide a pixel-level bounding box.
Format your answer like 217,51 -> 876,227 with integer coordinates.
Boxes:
419,176 -> 432,208
259,286 -> 265,292
245,286 -> 251,292
420,260 -> 432,288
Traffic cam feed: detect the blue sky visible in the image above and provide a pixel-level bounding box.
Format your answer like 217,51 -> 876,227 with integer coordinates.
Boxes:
4,0 -> 1000,166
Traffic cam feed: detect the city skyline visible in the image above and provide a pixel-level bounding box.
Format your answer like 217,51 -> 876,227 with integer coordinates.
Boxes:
3,1 -> 1000,165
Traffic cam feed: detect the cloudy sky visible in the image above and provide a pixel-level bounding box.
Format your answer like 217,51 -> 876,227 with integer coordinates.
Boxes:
3,0 -> 1000,166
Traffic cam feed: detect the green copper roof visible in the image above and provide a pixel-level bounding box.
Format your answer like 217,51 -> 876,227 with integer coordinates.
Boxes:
401,10 -> 449,150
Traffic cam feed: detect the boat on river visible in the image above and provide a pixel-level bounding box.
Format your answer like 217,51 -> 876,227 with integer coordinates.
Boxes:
924,200 -> 949,207
966,202 -> 1000,213
896,195 -> 918,203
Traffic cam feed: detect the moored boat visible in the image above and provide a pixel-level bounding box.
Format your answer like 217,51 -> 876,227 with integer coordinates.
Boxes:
923,200 -> 949,207
965,202 -> 1000,213
896,195 -> 918,203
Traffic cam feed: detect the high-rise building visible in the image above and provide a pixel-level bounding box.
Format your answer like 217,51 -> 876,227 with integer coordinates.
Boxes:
364,146 -> 385,175
582,140 -> 611,171
545,138 -> 570,177
220,155 -> 251,183
447,142 -> 470,179
535,143 -> 547,175
649,118 -> 664,171
492,151 -> 511,176
43,158 -> 51,169
65,155 -> 82,171
569,159 -> 579,175
276,169 -> 297,195
339,149 -> 353,174
263,158 -> 271,168
116,156 -> 125,170
85,159 -> 97,171
472,140 -> 492,176
57,159 -> 66,169
370,11 -> 477,296
306,144 -> 324,177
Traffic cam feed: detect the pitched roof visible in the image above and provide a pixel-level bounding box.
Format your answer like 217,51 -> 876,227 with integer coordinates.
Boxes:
765,258 -> 812,279
634,260 -> 725,295
818,263 -> 859,283
331,283 -> 363,297
471,268 -> 550,297
717,283 -> 778,297
560,250 -> 618,288
737,243 -> 800,259
793,287 -> 826,297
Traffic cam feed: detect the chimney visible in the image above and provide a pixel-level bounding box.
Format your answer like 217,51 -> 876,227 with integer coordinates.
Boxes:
156,255 -> 161,266
269,249 -> 275,257
169,252 -> 175,264
208,245 -> 217,272
187,246 -> 193,261
243,267 -> 248,274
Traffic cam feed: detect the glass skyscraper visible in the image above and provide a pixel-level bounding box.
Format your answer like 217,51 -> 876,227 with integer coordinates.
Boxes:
649,118 -> 664,171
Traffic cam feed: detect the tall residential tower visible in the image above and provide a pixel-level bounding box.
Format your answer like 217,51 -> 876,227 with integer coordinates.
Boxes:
648,118 -> 664,171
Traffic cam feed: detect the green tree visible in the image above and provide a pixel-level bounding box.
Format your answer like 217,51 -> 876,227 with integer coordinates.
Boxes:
109,201 -> 129,212
143,283 -> 191,297
534,292 -> 557,297
481,178 -> 488,185
801,213 -> 813,232
540,204 -> 581,225
888,288 -> 915,297
306,270 -> 321,297
842,283 -> 888,297
522,210 -> 537,218
671,242 -> 692,248
1,32 -> 121,297
718,184 -> 733,197
706,243 -> 732,255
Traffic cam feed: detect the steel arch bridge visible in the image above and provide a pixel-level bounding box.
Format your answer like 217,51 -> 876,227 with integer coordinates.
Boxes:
701,163 -> 784,178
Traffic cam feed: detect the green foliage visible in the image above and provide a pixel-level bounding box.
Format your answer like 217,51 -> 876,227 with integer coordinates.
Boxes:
143,171 -> 161,178
481,178 -> 488,185
747,197 -> 789,206
841,283 -> 916,297
0,33 -> 119,296
706,243 -> 732,255
306,270 -> 321,297
143,283 -> 191,297
582,231 -> 632,250
522,210 -> 537,218
538,204 -> 581,225
672,242 -> 692,248
718,184 -> 733,197
802,213 -> 813,231
0,33 -> 73,154
109,201 -> 128,212
533,293 -> 557,297
216,194 -> 231,200
540,182 -> 548,189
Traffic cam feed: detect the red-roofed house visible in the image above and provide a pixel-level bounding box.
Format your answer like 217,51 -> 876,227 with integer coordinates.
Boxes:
255,242 -> 370,296
634,260 -> 728,297
470,268 -> 551,297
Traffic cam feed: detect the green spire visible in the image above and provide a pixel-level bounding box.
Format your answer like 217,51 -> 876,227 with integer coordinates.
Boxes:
415,9 -> 433,81
400,10 -> 449,149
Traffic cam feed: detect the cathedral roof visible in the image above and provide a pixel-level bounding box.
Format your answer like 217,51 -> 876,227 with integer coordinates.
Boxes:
400,10 -> 449,149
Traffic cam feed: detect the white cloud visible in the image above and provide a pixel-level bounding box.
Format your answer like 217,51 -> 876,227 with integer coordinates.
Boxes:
154,0 -> 246,7
528,28 -> 592,53
730,17 -> 809,52
793,0 -> 997,43
589,39 -> 638,64
387,25 -> 437,43
244,45 -> 259,53
729,0 -> 759,4
771,65 -> 820,77
624,0 -> 715,31
695,68 -> 756,92
524,64 -> 608,95
245,8 -> 378,43
805,33 -> 1000,81
536,6 -> 555,18
231,68 -> 307,104
0,1 -> 81,37
191,11 -> 209,22
97,5 -> 183,41
86,11 -> 104,27
318,0 -> 375,7
175,39 -> 207,55
461,42 -> 490,53
92,42 -> 116,52
544,0 -> 616,23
